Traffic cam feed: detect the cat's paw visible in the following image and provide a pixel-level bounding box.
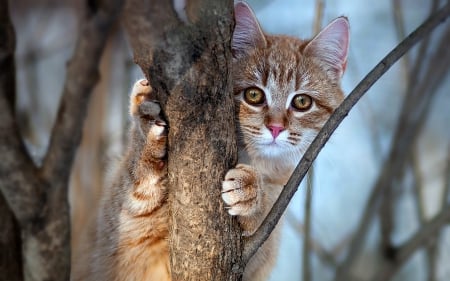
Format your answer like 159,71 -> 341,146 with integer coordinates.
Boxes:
129,79 -> 160,119
129,79 -> 167,159
222,164 -> 262,217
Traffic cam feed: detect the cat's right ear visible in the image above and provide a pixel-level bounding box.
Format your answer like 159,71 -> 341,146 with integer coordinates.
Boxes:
304,17 -> 350,80
232,2 -> 266,58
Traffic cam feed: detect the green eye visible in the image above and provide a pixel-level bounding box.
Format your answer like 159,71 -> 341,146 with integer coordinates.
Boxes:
292,94 -> 313,111
243,87 -> 265,105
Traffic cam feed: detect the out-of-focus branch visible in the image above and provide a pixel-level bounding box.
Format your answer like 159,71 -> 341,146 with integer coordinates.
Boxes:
406,0 -> 439,86
313,0 -> 325,35
0,192 -> 23,281
301,2 -> 326,279
379,184 -> 395,261
244,2 -> 450,265
335,9 -> 450,281
0,0 -> 43,226
411,149 -> 439,281
392,0 -> 409,75
371,204 -> 450,281
302,168 -> 314,281
444,144 -> 450,205
286,211 -> 339,268
41,0 -> 123,185
1,0 -> 123,280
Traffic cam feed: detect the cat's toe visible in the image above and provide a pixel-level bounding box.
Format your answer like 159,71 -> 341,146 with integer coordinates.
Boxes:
145,119 -> 167,159
129,79 -> 160,118
221,164 -> 260,217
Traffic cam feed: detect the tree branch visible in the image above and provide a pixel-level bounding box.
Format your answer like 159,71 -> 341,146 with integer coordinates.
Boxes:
0,192 -> 23,281
371,204 -> 450,281
0,0 -> 43,225
1,0 -> 123,280
243,2 -> 450,265
335,9 -> 450,281
41,0 -> 124,184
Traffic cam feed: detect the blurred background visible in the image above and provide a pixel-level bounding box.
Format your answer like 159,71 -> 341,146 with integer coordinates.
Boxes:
9,0 -> 450,280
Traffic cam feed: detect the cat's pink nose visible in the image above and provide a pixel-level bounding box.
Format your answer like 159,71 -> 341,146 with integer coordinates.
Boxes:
268,125 -> 285,139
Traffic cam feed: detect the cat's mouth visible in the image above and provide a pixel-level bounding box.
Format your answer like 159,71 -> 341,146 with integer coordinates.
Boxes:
261,138 -> 288,149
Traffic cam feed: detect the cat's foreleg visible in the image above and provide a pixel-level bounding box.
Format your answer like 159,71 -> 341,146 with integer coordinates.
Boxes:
124,79 -> 168,216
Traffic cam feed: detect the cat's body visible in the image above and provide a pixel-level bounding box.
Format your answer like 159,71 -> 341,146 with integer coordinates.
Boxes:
72,2 -> 349,281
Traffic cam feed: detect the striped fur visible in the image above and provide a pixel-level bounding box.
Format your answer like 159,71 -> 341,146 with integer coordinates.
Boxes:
222,2 -> 348,280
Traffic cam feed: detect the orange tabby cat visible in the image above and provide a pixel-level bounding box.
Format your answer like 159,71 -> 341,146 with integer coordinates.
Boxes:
222,3 -> 348,280
72,2 -> 349,280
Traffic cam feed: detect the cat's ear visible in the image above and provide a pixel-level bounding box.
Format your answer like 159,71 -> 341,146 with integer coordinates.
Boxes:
304,17 -> 350,80
232,2 -> 266,58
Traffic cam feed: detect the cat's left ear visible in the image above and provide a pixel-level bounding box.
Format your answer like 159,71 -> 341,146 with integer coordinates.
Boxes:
304,17 -> 350,80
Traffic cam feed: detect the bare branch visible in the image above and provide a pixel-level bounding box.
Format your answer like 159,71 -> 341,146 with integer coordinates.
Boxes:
444,143 -> 450,206
411,147 -> 439,281
41,0 -> 124,184
392,0 -> 409,76
243,2 -> 450,265
371,204 -> 450,281
379,184 -> 395,261
313,0 -> 325,34
1,0 -> 124,279
406,0 -> 440,86
286,211 -> 339,268
335,11 -> 450,281
0,0 -> 44,225
0,192 -> 23,281
302,168 -> 314,281
300,2 -> 326,279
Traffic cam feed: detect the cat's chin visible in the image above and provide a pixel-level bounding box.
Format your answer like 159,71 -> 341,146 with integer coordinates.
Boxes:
255,141 -> 298,160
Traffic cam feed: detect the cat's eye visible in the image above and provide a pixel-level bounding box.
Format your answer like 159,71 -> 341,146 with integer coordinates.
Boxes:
243,87 -> 265,105
291,94 -> 313,111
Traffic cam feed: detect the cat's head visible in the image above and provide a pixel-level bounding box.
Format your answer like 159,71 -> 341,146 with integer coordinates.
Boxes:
232,2 -> 349,164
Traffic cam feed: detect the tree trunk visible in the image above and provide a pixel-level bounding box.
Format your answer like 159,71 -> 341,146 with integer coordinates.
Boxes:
0,193 -> 23,281
0,3 -> 24,280
123,0 -> 244,280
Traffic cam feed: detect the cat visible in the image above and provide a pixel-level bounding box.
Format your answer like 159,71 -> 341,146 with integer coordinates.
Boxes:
221,3 -> 348,280
71,2 -> 349,281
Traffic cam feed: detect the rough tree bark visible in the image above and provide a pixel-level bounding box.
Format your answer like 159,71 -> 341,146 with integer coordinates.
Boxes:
123,0 -> 244,280
0,1 -> 123,280
0,2 -> 23,280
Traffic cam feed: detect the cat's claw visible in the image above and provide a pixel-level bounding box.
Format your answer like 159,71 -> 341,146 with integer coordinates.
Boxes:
222,164 -> 261,217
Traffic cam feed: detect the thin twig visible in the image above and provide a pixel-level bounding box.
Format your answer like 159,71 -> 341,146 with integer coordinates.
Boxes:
444,143 -> 450,206
301,2 -> 326,280
379,181 -> 395,260
406,0 -> 440,87
243,2 -> 450,265
302,167 -> 314,281
313,0 -> 325,34
411,148 -> 438,281
392,0 -> 409,79
286,211 -> 339,268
